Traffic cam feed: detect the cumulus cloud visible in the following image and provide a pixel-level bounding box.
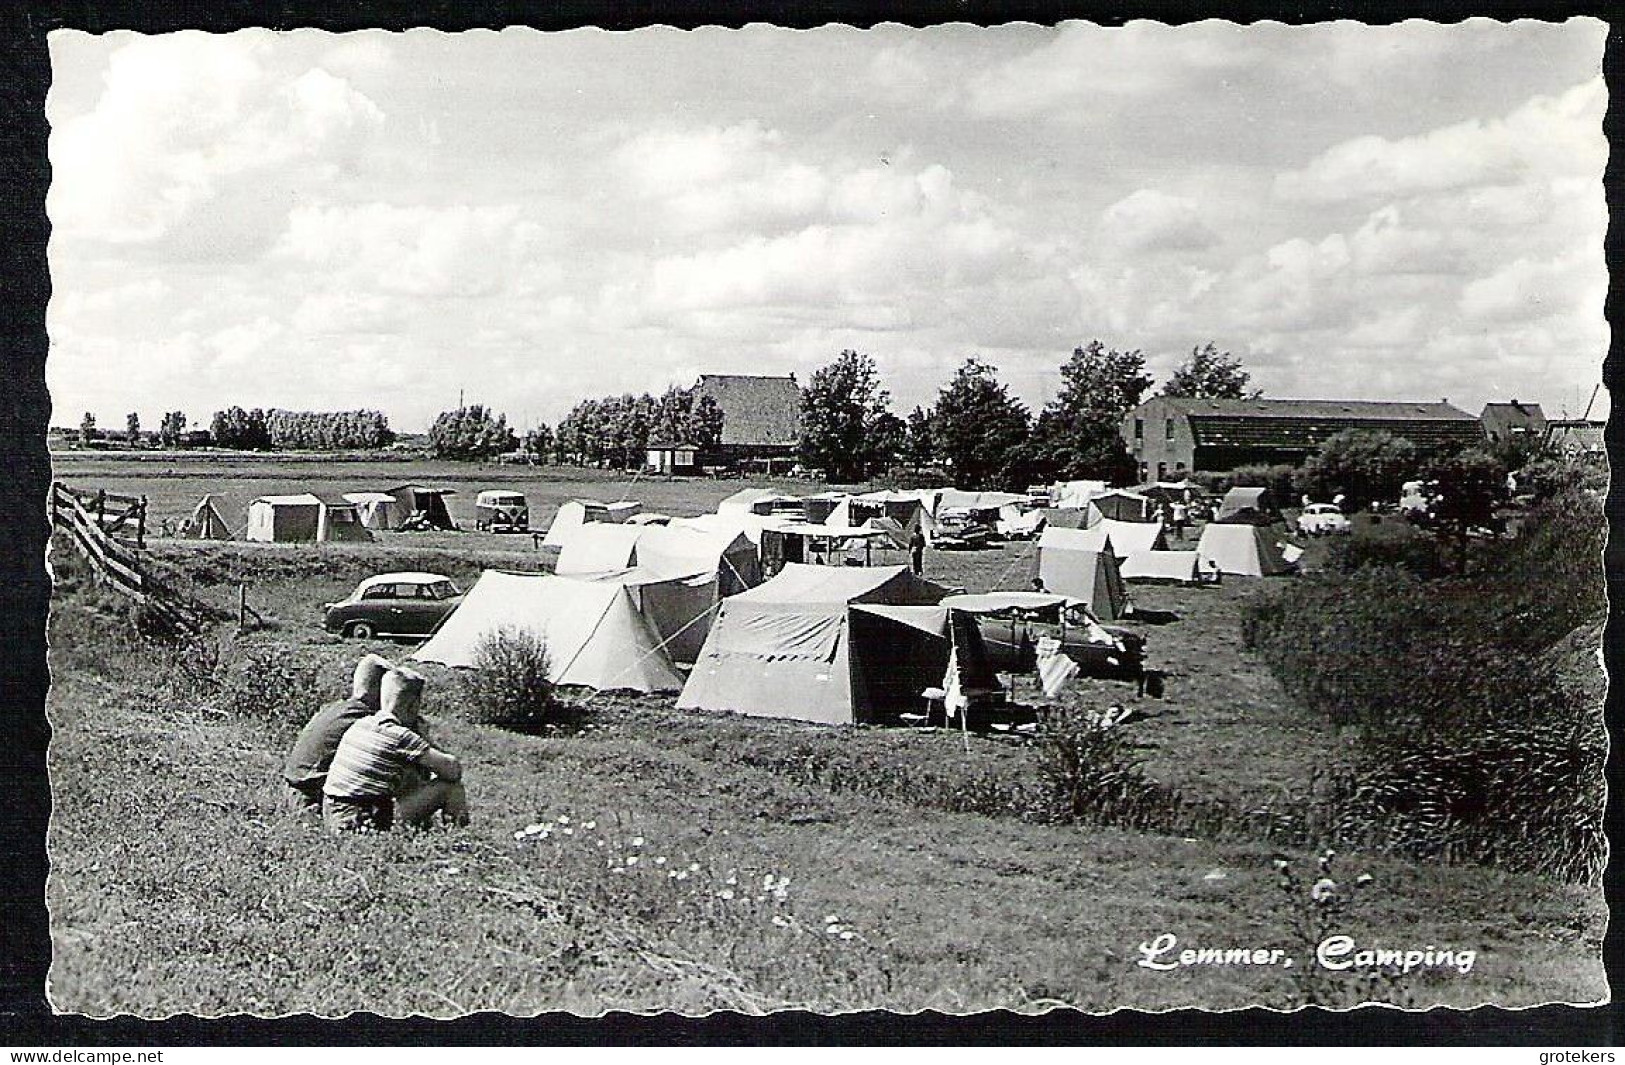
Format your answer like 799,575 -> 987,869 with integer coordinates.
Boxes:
1098,190 -> 1220,253
48,33 -> 385,245
1275,77 -> 1603,203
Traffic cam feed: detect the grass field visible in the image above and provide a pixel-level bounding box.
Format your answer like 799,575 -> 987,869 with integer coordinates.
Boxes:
43,451 -> 1608,1016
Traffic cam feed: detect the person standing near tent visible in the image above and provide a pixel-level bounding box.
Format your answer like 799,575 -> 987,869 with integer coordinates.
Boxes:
323,668 -> 470,833
281,654 -> 393,813
908,526 -> 926,575
1170,500 -> 1188,541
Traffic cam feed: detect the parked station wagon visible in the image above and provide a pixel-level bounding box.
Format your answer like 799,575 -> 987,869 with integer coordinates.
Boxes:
323,572 -> 463,639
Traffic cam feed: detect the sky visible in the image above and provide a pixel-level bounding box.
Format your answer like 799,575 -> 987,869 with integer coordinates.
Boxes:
45,21 -> 1609,434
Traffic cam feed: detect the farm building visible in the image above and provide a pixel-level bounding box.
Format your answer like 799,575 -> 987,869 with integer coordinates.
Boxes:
1545,419 -> 1606,462
692,373 -> 802,471
677,563 -> 1000,726
1480,400 -> 1547,444
1121,396 -> 1485,479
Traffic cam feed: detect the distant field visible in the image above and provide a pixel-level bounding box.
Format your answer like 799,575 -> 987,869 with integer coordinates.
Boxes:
41,452 -> 1607,1015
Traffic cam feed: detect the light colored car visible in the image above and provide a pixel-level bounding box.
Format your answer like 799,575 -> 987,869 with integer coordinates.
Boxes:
1295,503 -> 1352,536
323,572 -> 463,639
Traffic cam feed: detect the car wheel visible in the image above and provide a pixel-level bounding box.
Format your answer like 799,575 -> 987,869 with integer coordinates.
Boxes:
345,620 -> 376,640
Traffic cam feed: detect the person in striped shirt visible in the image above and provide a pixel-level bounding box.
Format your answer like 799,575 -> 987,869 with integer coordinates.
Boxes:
322,668 -> 469,833
282,653 -> 394,812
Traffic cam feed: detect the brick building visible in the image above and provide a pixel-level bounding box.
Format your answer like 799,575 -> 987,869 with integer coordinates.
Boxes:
1121,396 -> 1485,480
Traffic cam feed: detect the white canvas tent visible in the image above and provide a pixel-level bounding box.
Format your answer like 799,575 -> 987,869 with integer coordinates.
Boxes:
634,524 -> 761,596
1197,522 -> 1294,577
314,494 -> 374,543
718,487 -> 802,517
343,491 -> 399,530
1035,527 -> 1131,620
1120,550 -> 1202,584
412,571 -> 684,692
1093,518 -> 1168,559
554,523 -> 648,576
1050,480 -> 1109,510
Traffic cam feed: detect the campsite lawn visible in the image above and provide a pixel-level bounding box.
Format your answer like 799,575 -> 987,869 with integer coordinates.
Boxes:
42,451 -> 1607,1014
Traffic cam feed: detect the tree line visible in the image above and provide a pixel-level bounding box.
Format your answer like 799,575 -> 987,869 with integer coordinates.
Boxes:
798,341 -> 1255,488
208,407 -> 396,450
553,386 -> 725,467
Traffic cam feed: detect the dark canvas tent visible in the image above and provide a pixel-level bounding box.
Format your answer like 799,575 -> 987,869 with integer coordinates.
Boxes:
1035,527 -> 1131,620
389,485 -> 456,530
315,494 -> 373,543
677,563 -> 998,725
1087,490 -> 1157,524
181,495 -> 232,540
343,491 -> 399,530
1216,486 -> 1276,524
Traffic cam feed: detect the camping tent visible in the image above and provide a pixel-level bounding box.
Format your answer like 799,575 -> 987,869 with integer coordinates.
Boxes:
1141,481 -> 1200,507
314,494 -> 373,543
718,487 -> 803,517
1087,490 -> 1157,524
1035,527 -> 1131,620
634,524 -> 761,596
1041,508 -> 1091,530
1050,480 -> 1109,510
677,563 -> 998,725
1197,522 -> 1293,576
389,485 -> 456,530
245,494 -> 321,542
802,492 -> 850,525
411,571 -> 684,692
1120,550 -> 1202,584
343,491 -> 399,530
553,523 -> 647,576
1217,486 -> 1276,524
543,500 -> 608,547
1094,518 -> 1168,559
181,495 -> 232,540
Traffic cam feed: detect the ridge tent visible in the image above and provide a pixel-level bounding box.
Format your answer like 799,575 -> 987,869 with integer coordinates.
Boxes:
1197,522 -> 1293,576
389,485 -> 456,530
245,494 -> 321,542
314,494 -> 373,543
634,524 -> 761,596
1120,550 -> 1202,584
1050,480 -> 1109,510
1035,527 -> 1131,620
543,499 -> 611,548
1041,508 -> 1090,530
181,495 -> 232,540
1087,490 -> 1157,524
802,492 -> 850,525
343,491 -> 399,530
580,566 -> 720,666
411,571 -> 684,692
676,563 -> 999,725
1216,486 -> 1277,525
1093,518 -> 1168,559
554,523 -> 647,576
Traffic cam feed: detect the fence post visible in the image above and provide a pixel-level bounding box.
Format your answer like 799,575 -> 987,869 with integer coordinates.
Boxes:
239,584 -> 247,632
137,496 -> 147,549
95,489 -> 106,533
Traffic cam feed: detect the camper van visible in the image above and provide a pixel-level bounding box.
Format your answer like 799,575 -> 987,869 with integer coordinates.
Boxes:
475,490 -> 529,532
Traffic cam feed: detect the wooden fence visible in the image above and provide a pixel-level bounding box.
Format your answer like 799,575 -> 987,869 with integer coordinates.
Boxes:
50,481 -> 209,636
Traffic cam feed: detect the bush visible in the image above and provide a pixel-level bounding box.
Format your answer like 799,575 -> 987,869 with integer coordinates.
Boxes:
1033,703 -> 1170,825
1323,526 -> 1449,579
459,628 -> 565,730
215,642 -> 328,742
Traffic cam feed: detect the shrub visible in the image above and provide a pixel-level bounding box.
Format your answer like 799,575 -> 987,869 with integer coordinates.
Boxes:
459,627 -> 564,730
1322,527 -> 1449,579
215,642 -> 327,742
1032,703 -> 1169,825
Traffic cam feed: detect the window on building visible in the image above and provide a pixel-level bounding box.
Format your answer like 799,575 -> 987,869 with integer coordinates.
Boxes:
1165,419 -> 1175,443
1134,418 -> 1144,440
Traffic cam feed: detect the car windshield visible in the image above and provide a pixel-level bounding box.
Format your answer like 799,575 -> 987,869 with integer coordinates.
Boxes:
425,580 -> 460,600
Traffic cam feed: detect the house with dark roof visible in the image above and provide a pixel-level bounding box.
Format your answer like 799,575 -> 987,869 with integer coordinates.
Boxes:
1544,419 -> 1606,462
1121,396 -> 1486,479
692,374 -> 802,470
1480,400 -> 1547,444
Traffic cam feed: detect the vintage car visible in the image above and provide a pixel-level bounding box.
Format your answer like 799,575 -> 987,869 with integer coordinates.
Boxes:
942,592 -> 1147,680
322,572 -> 463,639
475,489 -> 529,532
1294,502 -> 1352,536
932,508 -> 996,550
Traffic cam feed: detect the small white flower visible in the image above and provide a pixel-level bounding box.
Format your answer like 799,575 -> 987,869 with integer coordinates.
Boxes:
825,925 -> 842,935
718,889 -> 735,900
762,874 -> 774,888
676,871 -> 689,881
445,866 -> 459,875
557,815 -> 571,824
582,821 -> 596,830
725,876 -> 737,886
631,836 -> 645,847
1310,877 -> 1337,902
562,828 -> 573,836
626,856 -> 639,866
771,915 -> 790,928
824,915 -> 840,924
668,870 -> 679,879
654,856 -> 667,866
1355,873 -> 1374,886
1272,859 -> 1289,871
688,862 -> 701,873
596,839 -> 606,848
840,931 -> 855,941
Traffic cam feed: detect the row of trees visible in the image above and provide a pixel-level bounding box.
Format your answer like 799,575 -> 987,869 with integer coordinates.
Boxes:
76,410 -> 189,447
209,407 -> 396,451
798,342 -> 1256,488
553,386 -> 725,468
